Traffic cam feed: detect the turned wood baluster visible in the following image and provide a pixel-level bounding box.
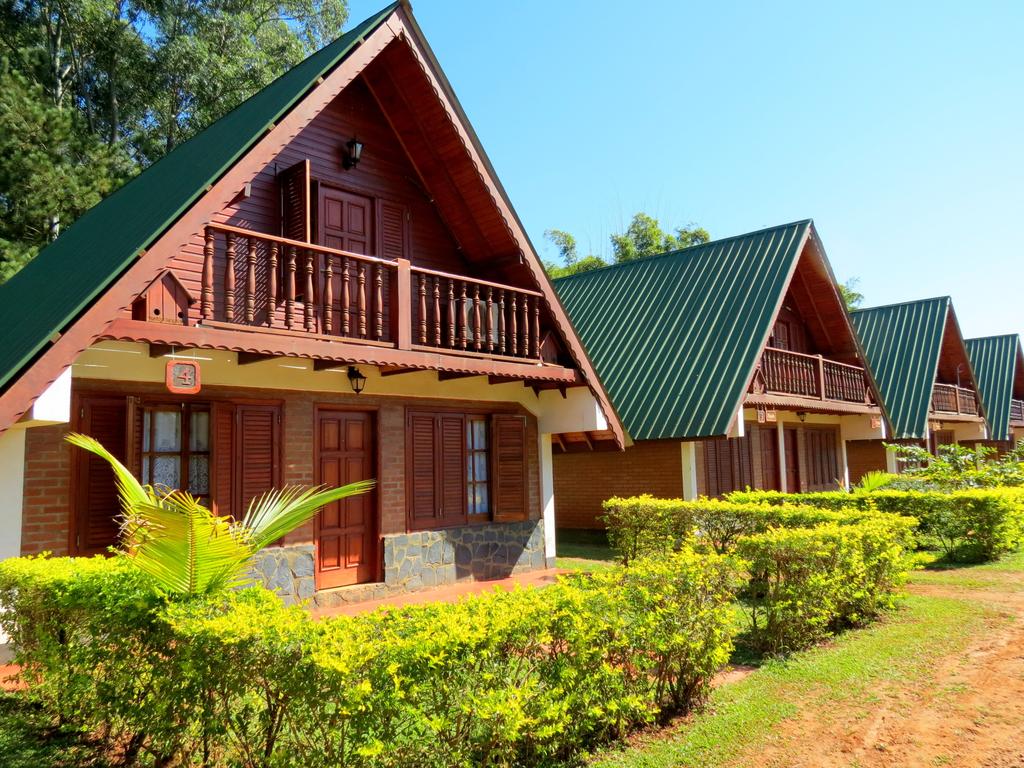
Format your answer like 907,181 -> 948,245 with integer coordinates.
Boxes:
432,277 -> 441,346
486,287 -> 494,353
357,262 -> 367,338
285,246 -> 296,329
324,257 -> 334,334
374,265 -> 383,341
201,229 -> 214,321
447,279 -> 455,348
417,274 -> 427,344
532,296 -> 540,358
341,256 -> 350,336
498,289 -> 506,354
459,281 -> 468,350
244,237 -> 256,324
473,284 -> 482,351
519,292 -> 529,358
510,293 -> 518,356
303,250 -> 315,332
224,233 -> 236,322
266,240 -> 278,328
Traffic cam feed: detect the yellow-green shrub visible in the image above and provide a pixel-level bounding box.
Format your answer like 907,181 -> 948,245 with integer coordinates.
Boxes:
601,494 -> 694,563
727,488 -> 1024,561
0,550 -> 741,767
736,519 -> 910,654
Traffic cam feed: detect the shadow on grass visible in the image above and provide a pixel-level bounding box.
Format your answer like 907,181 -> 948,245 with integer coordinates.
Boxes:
556,528 -> 616,562
0,694 -> 108,768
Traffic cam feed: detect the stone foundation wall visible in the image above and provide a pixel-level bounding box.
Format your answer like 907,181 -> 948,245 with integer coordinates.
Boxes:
251,520 -> 548,608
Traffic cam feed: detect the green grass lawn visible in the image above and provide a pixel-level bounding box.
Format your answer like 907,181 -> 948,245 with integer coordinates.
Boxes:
588,553 -> 1021,768
555,528 -> 618,573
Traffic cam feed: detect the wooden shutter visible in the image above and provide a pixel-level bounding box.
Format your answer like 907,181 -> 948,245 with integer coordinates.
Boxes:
234,404 -> 281,517
407,411 -> 438,525
211,401 -> 236,517
279,159 -> 311,243
438,413 -> 466,525
760,428 -> 781,491
125,395 -> 142,478
75,396 -> 128,554
492,414 -> 528,522
378,200 -> 409,260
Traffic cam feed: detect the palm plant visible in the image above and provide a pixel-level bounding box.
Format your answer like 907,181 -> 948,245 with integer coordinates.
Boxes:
67,433 -> 374,597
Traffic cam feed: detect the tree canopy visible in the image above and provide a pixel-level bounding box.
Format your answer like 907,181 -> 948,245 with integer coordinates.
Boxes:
544,212 -> 710,279
0,0 -> 349,283
839,277 -> 865,311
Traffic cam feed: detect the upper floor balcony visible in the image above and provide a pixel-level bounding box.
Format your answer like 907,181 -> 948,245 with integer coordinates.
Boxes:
930,383 -> 979,417
198,223 -> 546,363
749,347 -> 875,406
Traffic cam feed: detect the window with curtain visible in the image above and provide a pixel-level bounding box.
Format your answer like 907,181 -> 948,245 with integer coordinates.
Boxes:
141,404 -> 210,502
466,416 -> 490,517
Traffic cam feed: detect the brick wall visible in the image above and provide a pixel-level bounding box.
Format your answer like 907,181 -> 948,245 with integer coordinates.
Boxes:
21,379 -> 540,555
552,440 -> 682,529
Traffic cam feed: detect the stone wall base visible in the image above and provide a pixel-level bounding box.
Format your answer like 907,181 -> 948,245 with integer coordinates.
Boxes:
251,519 -> 548,609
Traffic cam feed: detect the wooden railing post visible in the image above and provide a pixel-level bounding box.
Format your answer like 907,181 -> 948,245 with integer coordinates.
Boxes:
245,237 -> 256,324
201,228 -> 214,321
267,240 -> 278,328
394,258 -> 412,350
816,354 -> 825,400
323,257 -> 334,334
224,232 -> 236,322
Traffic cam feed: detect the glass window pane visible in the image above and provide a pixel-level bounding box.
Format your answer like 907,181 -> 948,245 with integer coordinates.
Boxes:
473,419 -> 487,448
190,411 -> 210,451
476,484 -> 488,513
474,453 -> 488,481
189,456 -> 210,495
152,411 -> 181,452
142,456 -> 150,484
143,411 -> 151,451
152,455 -> 180,490
466,422 -> 473,451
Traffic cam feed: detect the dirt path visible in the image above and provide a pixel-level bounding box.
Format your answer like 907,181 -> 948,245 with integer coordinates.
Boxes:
733,577 -> 1024,768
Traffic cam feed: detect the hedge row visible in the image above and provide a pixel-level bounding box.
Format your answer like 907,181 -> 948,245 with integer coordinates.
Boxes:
0,551 -> 739,768
601,495 -> 916,561
738,520 -> 909,653
727,488 -> 1024,561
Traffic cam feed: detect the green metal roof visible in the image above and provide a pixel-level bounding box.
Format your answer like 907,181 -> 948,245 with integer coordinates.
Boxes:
0,2 -> 399,394
554,220 -> 812,441
850,297 -> 952,440
966,334 -> 1024,442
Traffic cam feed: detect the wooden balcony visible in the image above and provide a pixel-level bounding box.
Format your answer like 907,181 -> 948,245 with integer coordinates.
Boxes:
1011,399 -> 1024,425
931,383 -> 979,416
200,224 -> 544,361
752,347 -> 873,404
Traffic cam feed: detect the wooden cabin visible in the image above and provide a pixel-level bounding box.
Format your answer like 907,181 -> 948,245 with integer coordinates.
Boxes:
966,334 -> 1024,453
0,1 -> 622,605
552,220 -> 886,529
848,297 -> 987,479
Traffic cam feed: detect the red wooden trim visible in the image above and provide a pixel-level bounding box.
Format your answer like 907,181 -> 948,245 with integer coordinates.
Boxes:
409,264 -> 544,298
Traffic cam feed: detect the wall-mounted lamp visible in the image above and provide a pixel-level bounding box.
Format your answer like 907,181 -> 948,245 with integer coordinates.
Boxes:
347,366 -> 367,394
796,411 -> 808,423
343,137 -> 364,170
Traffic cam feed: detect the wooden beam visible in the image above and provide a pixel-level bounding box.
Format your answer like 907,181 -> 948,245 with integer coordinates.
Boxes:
379,366 -> 420,377
488,375 -> 523,385
237,352 -> 276,365
313,359 -> 349,372
552,433 -> 566,453
581,432 -> 594,451
148,344 -> 174,358
437,371 -> 479,381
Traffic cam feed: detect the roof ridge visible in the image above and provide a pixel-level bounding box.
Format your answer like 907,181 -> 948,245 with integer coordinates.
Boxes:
851,295 -> 952,315
966,333 -> 1020,342
553,219 -> 812,284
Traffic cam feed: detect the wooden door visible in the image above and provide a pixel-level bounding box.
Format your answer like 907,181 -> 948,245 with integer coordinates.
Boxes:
320,187 -> 373,255
759,428 -> 782,491
74,395 -> 128,554
783,427 -> 800,493
315,410 -> 377,589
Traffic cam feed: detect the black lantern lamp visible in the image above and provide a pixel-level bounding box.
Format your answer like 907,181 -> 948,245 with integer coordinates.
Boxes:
796,411 -> 808,423
347,366 -> 367,394
343,137 -> 364,170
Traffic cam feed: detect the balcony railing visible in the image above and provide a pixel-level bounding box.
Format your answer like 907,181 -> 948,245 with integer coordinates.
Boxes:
931,383 -> 979,416
756,347 -> 872,404
200,224 -> 543,360
1011,399 -> 1024,425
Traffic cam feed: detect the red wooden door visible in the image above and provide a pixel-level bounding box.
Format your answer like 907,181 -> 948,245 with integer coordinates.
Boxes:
74,396 -> 128,554
783,427 -> 800,492
320,187 -> 373,255
759,428 -> 782,491
315,410 -> 376,589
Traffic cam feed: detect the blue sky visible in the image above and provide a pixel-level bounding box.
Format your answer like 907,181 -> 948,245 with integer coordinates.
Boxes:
346,0 -> 1023,338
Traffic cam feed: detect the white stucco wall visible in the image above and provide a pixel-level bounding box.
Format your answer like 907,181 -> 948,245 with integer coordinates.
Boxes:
0,428 -> 26,562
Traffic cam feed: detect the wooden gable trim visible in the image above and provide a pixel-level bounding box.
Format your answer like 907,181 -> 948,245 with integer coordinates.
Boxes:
0,17 -> 401,434
384,7 -> 625,448
141,268 -> 197,305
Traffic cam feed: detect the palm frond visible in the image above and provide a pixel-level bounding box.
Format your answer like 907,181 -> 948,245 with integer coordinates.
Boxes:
243,481 -> 376,551
66,433 -> 155,514
129,492 -> 253,595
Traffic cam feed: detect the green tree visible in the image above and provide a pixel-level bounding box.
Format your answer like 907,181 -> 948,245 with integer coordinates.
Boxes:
838,277 -> 864,311
542,228 -> 607,279
610,212 -> 710,263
